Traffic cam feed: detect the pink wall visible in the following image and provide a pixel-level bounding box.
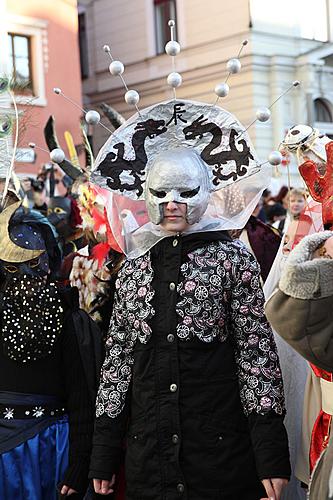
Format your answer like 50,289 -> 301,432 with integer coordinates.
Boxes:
7,0 -> 83,176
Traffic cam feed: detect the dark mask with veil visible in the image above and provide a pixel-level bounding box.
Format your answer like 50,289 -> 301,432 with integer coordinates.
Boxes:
0,202 -> 63,362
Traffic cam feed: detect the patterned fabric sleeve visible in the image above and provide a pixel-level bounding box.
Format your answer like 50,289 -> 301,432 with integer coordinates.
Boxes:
95,254 -> 155,418
95,275 -> 135,419
95,326 -> 135,418
229,242 -> 285,416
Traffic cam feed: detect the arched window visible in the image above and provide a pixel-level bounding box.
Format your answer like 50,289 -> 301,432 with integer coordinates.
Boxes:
314,98 -> 332,122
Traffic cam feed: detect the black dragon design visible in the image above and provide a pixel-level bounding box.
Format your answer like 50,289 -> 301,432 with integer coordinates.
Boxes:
97,119 -> 167,197
183,115 -> 254,185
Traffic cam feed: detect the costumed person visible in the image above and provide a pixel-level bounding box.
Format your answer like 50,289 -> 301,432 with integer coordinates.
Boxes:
265,127 -> 333,499
0,200 -> 103,499
265,232 -> 333,500
87,26 -> 291,499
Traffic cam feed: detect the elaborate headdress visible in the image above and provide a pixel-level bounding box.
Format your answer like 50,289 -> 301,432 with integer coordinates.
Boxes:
0,200 -> 61,277
49,21 -> 299,258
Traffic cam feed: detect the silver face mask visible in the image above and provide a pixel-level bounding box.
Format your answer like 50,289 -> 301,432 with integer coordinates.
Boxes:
145,148 -> 211,225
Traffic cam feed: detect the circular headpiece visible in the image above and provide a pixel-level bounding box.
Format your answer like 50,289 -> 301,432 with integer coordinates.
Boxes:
92,99 -> 260,197
91,100 -> 266,258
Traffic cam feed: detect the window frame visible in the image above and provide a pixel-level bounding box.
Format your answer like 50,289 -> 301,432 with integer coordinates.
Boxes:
8,32 -> 34,94
6,15 -> 48,107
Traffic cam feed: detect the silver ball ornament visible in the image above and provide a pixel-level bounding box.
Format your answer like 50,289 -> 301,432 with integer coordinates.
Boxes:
268,151 -> 282,166
109,60 -> 124,76
167,72 -> 182,88
165,40 -> 180,56
168,20 -> 175,27
103,45 -> 110,53
226,58 -> 241,74
214,82 -> 230,98
125,90 -> 140,106
85,110 -> 101,125
256,107 -> 271,122
53,87 -> 61,95
50,148 -> 65,163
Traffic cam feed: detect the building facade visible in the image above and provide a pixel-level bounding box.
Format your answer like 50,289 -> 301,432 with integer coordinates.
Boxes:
1,0 -> 83,177
79,0 -> 333,189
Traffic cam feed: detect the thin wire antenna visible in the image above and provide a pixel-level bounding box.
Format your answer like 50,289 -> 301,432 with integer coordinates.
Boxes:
103,45 -> 142,117
238,80 -> 301,139
53,88 -> 113,134
226,39 -> 248,86
1,91 -> 19,207
213,39 -> 248,107
165,20 -> 182,100
170,20 -> 177,100
28,142 -> 51,155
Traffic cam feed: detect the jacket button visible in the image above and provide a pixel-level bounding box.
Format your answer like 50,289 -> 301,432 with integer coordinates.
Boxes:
169,282 -> 176,291
172,434 -> 179,444
167,334 -> 175,343
177,483 -> 185,494
170,383 -> 178,392
173,239 -> 178,247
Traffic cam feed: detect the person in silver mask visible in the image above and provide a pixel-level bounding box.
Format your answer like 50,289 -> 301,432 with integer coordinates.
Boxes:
90,144 -> 290,499
145,148 -> 211,227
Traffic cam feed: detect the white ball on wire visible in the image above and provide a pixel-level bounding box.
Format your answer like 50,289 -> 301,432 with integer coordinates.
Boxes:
125,90 -> 140,106
168,20 -> 175,27
214,82 -> 230,98
85,110 -> 101,125
256,107 -> 271,122
50,148 -> 65,163
165,40 -> 181,56
103,45 -> 110,53
226,58 -> 241,74
53,87 -> 62,95
109,60 -> 124,76
167,72 -> 182,88
268,151 -> 282,166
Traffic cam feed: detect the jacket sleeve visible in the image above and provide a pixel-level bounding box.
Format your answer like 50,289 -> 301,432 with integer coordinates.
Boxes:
89,268 -> 135,480
89,400 -> 129,480
265,231 -> 333,373
229,243 -> 290,479
60,313 -> 95,493
88,324 -> 133,480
